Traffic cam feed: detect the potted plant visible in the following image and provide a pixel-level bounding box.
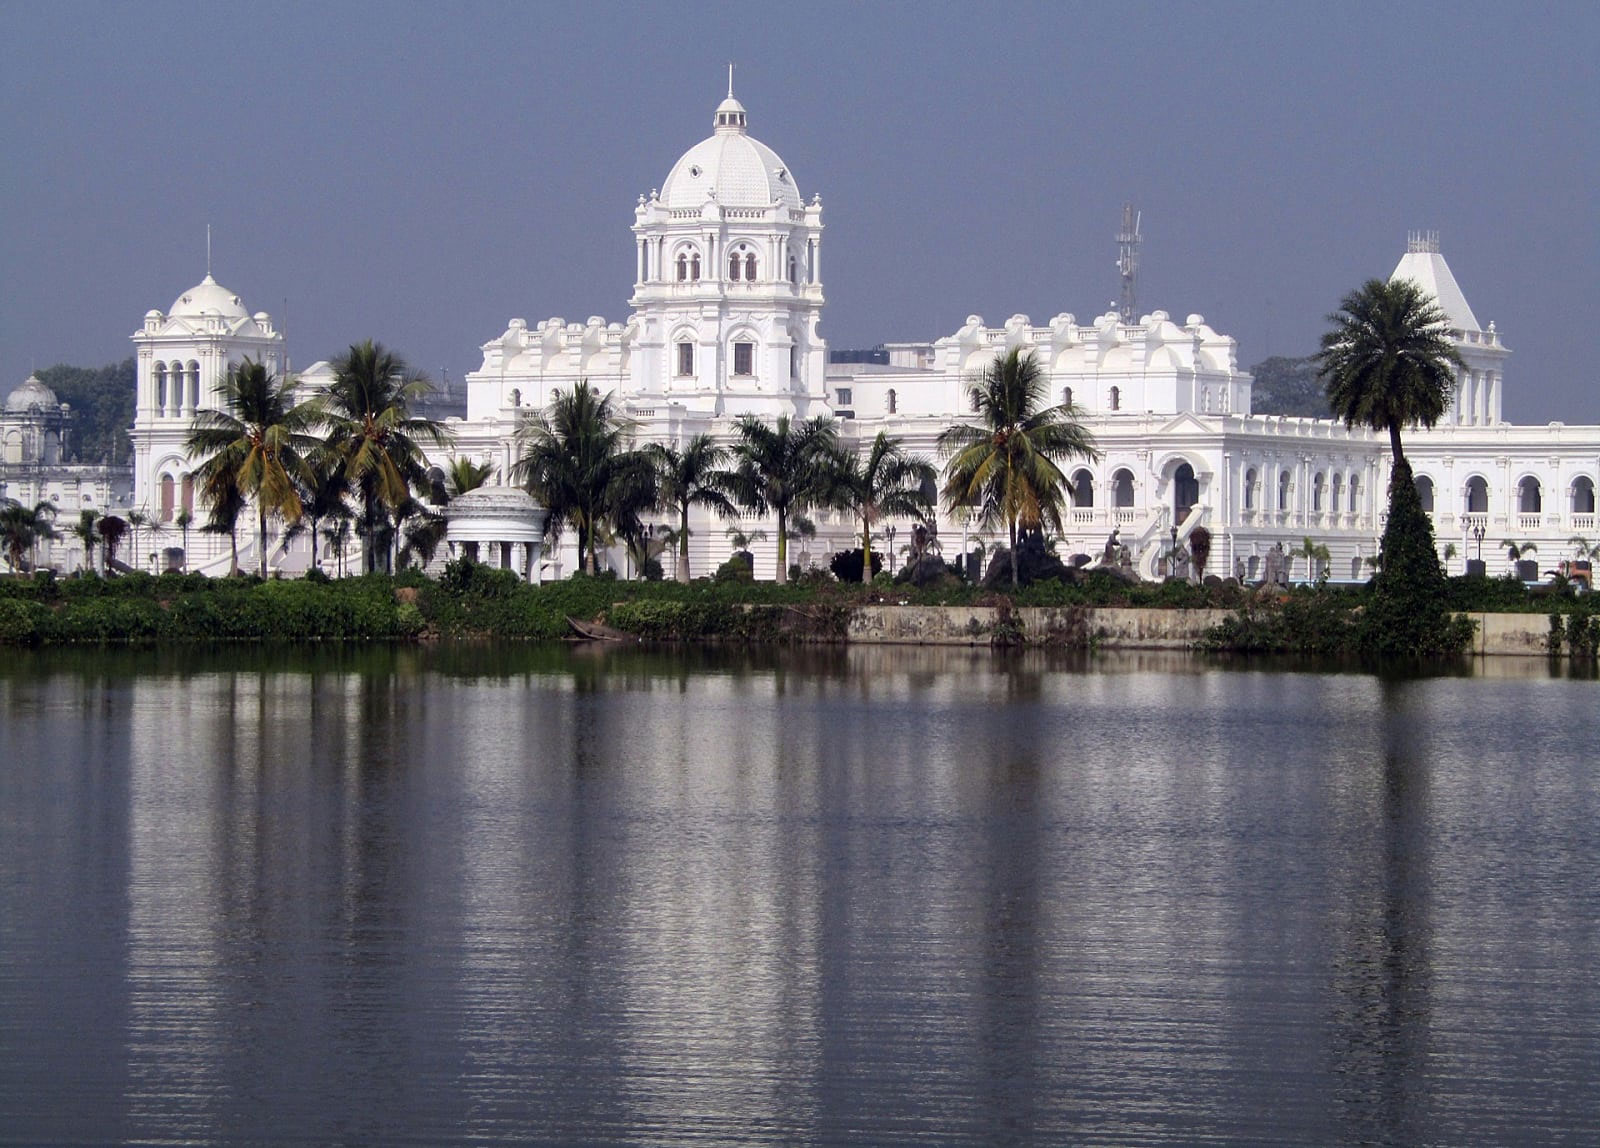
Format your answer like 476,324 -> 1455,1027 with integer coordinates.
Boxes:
1502,539 -> 1539,581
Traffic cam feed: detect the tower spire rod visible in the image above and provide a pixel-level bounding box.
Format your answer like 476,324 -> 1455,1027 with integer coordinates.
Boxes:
206,223 -> 212,276
727,61 -> 734,98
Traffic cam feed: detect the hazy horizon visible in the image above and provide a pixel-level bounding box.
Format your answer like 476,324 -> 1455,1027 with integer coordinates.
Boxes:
3,1 -> 1595,423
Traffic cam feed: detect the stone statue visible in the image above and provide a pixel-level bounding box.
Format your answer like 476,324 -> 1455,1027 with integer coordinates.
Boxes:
1103,527 -> 1121,564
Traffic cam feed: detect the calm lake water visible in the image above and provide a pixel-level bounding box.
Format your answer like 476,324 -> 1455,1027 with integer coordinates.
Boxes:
1,644 -> 1596,1146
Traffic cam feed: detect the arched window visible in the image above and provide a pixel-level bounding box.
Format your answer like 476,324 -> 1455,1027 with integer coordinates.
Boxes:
154,362 -> 167,412
677,254 -> 688,281
1061,386 -> 1073,407
691,253 -> 701,280
1174,463 -> 1198,521
676,342 -> 694,377
1109,386 -> 1121,411
1112,468 -> 1135,508
159,475 -> 175,522
1465,476 -> 1489,514
745,253 -> 757,281
733,341 -> 754,376
1278,470 -> 1292,512
788,254 -> 797,284
1518,476 -> 1542,513
1071,468 -> 1095,508
970,389 -> 980,413
1414,474 -> 1434,512
1573,476 -> 1597,514
180,474 -> 194,514
729,253 -> 741,281
1244,467 -> 1257,511
187,361 -> 201,409
886,388 -> 897,414
1332,473 -> 1345,512
1312,472 -> 1326,512
1348,475 -> 1360,513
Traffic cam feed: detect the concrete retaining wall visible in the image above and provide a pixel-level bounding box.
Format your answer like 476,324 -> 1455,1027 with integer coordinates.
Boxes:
845,604 -> 1564,656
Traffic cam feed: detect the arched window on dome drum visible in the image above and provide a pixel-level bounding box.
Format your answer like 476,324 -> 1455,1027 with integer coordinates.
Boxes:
886,389 -> 897,415
187,361 -> 201,410
677,254 -> 688,281
154,363 -> 167,414
159,475 -> 175,523
1414,475 -> 1434,513
1244,468 -> 1257,510
745,254 -> 756,281
729,253 -> 741,281
1109,386 -> 1120,411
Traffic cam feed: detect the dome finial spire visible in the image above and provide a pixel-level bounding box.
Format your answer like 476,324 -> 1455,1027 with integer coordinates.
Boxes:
727,61 -> 734,99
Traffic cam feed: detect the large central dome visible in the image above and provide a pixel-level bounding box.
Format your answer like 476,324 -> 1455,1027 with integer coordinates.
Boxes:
659,94 -> 802,212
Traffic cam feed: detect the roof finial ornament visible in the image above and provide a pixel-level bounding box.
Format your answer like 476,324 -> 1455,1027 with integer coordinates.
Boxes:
728,61 -> 734,99
206,223 -> 212,277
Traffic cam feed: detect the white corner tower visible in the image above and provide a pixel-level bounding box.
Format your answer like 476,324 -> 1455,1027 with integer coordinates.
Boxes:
129,273 -> 284,523
1389,231 -> 1509,426
627,76 -> 827,419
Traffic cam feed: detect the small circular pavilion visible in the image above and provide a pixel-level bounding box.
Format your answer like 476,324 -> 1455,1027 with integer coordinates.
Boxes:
442,487 -> 549,581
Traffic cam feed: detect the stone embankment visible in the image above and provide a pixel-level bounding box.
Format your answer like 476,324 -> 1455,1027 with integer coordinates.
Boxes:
846,605 -> 1557,656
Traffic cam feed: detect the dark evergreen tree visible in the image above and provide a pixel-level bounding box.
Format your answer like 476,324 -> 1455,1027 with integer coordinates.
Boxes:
1361,459 -> 1472,657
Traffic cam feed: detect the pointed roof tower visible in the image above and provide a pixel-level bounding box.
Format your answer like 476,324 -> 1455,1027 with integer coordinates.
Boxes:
1389,230 -> 1480,331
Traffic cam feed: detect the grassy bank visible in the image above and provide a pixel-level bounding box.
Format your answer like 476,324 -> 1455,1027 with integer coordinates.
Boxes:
0,565 -> 1592,650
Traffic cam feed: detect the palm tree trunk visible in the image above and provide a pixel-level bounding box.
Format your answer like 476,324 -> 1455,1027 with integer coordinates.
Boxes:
1010,518 -> 1020,588
776,509 -> 788,583
861,521 -> 872,584
258,506 -> 269,578
1388,421 -> 1406,465
678,505 -> 691,583
229,527 -> 239,576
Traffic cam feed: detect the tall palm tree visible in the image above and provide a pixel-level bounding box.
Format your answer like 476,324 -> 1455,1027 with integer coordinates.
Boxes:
444,457 -> 496,499
937,349 -> 1099,586
829,431 -> 936,583
321,340 -> 450,574
174,508 -> 194,570
289,457 -> 351,575
0,499 -> 58,573
644,434 -> 739,582
200,476 -> 246,575
186,358 -> 320,577
69,509 -> 100,574
513,381 -> 643,576
725,414 -> 840,583
127,510 -> 149,572
1317,278 -> 1465,466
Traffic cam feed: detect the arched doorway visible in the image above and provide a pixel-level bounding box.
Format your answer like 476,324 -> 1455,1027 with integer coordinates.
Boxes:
1174,463 -> 1199,523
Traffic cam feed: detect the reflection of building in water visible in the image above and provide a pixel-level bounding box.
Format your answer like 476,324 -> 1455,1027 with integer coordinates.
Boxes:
48,83 -> 1596,580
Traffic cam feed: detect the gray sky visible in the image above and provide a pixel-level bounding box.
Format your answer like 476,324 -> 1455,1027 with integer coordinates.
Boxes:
3,1 -> 1595,423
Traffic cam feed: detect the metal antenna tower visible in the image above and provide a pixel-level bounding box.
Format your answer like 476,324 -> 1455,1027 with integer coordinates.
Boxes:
1117,203 -> 1141,324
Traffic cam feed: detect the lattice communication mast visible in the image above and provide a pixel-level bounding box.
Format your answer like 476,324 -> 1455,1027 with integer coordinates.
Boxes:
1117,203 -> 1141,324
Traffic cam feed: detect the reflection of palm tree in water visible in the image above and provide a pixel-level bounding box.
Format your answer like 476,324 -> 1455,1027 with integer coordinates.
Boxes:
1327,678 -> 1434,1143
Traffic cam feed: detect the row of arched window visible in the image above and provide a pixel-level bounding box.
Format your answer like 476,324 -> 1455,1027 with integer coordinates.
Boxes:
1065,468 -> 1138,509
670,244 -> 803,285
154,360 -> 201,414
1243,468 -> 1364,514
156,473 -> 196,522
1416,473 -> 1596,515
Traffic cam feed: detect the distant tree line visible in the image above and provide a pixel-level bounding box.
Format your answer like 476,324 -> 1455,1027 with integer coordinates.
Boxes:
24,359 -> 138,465
1247,355 -> 1330,418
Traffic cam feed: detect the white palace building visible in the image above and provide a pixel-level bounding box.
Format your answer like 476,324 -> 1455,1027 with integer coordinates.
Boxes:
12,86 -> 1593,579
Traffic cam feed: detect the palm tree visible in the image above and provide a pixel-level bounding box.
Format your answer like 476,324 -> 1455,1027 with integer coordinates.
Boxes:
186,359 -> 320,577
829,431 -> 936,583
1317,278 -> 1465,466
322,517 -> 353,578
725,414 -> 840,583
513,381 -> 643,576
320,340 -> 450,574
644,435 -> 739,582
175,508 -> 194,570
937,348 -> 1099,587
396,496 -> 448,569
1289,535 -> 1332,582
69,509 -> 100,574
99,515 -> 128,573
286,458 -> 351,575
200,477 -> 246,575
445,457 -> 496,499
127,510 -> 149,572
0,499 -> 58,573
